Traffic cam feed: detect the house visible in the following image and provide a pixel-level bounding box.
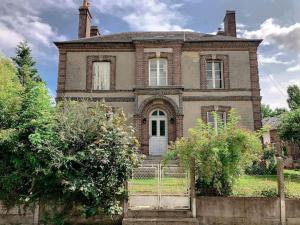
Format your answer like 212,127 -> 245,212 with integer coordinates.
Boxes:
54,0 -> 263,157
263,117 -> 300,168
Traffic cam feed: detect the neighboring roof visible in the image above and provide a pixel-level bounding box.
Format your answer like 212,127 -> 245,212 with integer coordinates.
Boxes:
262,117 -> 281,130
54,31 -> 262,44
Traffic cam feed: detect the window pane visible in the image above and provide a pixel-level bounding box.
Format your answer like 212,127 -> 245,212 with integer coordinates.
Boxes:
149,59 -> 158,86
152,110 -> 158,116
214,62 -> 221,71
215,79 -> 223,88
218,112 -> 226,124
152,120 -> 157,136
207,80 -> 213,89
158,59 -> 167,86
215,70 -> 222,80
206,62 -> 212,70
160,120 -> 166,136
207,112 -> 215,128
159,110 -> 165,116
206,70 -> 212,80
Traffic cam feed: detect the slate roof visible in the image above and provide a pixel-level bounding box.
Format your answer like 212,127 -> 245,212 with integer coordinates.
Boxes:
262,117 -> 281,130
54,31 -> 262,44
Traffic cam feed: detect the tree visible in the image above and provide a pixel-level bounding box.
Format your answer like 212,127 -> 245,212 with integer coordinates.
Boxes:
167,110 -> 263,196
278,108 -> 300,147
261,104 -> 287,118
287,85 -> 300,110
35,100 -> 140,216
11,41 -> 42,85
0,55 -> 23,129
0,73 -> 53,208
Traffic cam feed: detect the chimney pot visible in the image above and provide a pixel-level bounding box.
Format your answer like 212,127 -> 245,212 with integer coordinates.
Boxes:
223,10 -> 236,37
90,26 -> 100,37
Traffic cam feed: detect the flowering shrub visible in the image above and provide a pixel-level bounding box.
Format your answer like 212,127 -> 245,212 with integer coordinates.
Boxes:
167,110 -> 263,196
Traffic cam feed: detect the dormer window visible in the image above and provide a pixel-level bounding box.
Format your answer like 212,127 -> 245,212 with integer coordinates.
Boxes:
206,60 -> 223,89
149,58 -> 167,86
93,62 -> 110,90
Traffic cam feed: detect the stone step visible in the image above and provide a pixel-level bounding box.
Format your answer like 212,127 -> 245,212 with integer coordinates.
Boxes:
126,210 -> 193,218
122,218 -> 199,225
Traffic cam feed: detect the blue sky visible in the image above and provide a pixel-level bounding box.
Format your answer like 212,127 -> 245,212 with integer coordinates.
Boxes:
0,0 -> 300,109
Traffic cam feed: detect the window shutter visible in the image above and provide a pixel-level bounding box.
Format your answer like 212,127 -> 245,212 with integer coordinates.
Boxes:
93,62 -> 110,90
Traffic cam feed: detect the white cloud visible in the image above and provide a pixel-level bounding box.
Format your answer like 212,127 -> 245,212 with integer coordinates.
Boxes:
258,53 -> 291,65
0,0 -> 67,58
239,18 -> 300,52
287,64 -> 300,72
91,0 -> 191,31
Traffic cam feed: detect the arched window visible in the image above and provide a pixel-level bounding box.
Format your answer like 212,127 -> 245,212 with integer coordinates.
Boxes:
149,58 -> 167,86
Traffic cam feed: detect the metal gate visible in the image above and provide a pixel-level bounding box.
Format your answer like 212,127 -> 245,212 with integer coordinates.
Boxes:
128,163 -> 190,210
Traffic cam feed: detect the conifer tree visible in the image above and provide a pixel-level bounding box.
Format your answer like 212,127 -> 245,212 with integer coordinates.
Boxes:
11,41 -> 42,85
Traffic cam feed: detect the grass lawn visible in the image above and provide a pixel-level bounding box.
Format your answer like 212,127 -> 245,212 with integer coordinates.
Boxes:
233,170 -> 300,198
129,170 -> 300,198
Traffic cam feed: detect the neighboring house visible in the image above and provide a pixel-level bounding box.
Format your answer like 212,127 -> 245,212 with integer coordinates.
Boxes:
54,1 -> 263,157
263,117 -> 300,168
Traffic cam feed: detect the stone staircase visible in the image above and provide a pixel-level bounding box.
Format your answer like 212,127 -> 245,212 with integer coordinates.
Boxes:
122,210 -> 199,225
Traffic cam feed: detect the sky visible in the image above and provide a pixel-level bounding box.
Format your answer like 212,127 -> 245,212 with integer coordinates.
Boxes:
0,0 -> 300,109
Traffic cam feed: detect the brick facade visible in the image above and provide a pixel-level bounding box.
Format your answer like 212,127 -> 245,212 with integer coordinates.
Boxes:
55,7 -> 263,156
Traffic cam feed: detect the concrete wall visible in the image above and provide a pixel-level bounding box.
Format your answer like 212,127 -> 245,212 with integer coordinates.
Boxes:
65,52 -> 135,90
0,203 -> 38,225
197,197 -> 300,225
183,101 -> 254,136
182,51 -> 251,89
2,198 -> 300,225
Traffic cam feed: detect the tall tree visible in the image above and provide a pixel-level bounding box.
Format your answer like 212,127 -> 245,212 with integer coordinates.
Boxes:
261,104 -> 287,118
11,41 -> 42,85
279,108 -> 300,147
287,85 -> 300,110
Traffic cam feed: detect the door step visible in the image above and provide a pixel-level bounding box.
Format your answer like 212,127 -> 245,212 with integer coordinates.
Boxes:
122,218 -> 199,225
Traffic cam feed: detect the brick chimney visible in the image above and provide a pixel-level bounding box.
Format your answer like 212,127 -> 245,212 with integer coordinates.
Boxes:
90,26 -> 100,37
223,10 -> 236,37
78,0 -> 92,38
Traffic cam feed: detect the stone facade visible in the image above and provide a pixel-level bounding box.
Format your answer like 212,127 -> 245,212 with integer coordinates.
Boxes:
54,2 -> 263,156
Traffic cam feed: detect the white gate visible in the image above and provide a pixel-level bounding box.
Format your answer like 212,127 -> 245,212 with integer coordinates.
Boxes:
128,163 -> 190,210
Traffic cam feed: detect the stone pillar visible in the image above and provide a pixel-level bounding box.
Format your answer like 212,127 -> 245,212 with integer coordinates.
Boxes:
277,157 -> 286,225
123,181 -> 129,218
33,204 -> 39,225
190,159 -> 196,218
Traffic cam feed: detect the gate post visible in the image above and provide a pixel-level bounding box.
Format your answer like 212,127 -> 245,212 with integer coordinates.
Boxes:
123,181 -> 129,217
277,157 -> 286,225
190,158 -> 197,218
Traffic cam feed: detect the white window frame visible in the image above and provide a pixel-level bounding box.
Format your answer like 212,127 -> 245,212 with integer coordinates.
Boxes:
93,62 -> 111,90
206,60 -> 224,89
149,58 -> 168,86
207,111 -> 226,130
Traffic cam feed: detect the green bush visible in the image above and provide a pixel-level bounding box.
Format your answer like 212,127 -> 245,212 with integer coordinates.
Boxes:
166,110 -> 263,196
246,147 -> 277,175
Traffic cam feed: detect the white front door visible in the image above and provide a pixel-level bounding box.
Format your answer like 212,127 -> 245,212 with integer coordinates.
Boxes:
149,109 -> 168,156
